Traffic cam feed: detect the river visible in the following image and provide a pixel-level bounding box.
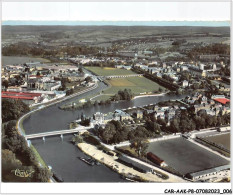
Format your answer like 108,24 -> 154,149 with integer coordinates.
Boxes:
23,82 -> 184,134
23,75 -> 184,182
31,135 -> 128,182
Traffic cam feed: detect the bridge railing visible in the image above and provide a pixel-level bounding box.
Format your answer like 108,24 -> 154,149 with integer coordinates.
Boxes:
25,127 -> 91,139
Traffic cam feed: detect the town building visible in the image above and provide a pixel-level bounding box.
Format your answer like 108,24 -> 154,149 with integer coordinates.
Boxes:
186,165 -> 230,181
136,110 -> 143,119
182,80 -> 189,87
1,91 -> 44,105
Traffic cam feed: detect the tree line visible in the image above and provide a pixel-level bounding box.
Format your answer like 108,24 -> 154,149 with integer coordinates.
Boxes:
132,67 -> 179,91
187,43 -> 230,60
97,119 -> 160,145
2,99 -> 52,182
2,43 -> 100,57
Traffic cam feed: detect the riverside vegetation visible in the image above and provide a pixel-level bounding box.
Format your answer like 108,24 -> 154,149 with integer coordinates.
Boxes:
2,99 -> 52,182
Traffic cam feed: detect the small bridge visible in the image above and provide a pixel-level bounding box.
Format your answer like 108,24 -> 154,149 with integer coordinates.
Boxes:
25,127 -> 92,140
98,74 -> 143,80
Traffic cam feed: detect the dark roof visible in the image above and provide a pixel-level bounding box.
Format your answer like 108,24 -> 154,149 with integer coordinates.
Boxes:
118,155 -> 151,172
28,78 -> 39,83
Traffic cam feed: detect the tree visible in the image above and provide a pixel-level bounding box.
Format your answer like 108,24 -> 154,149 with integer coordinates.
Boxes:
1,149 -> 28,182
100,122 -> 117,144
113,89 -> 134,101
80,118 -> 90,126
2,80 -> 9,89
33,167 -> 52,182
170,118 -> 180,133
85,76 -> 92,83
66,88 -> 74,96
113,131 -> 124,143
102,129 -> 114,144
78,67 -> 83,73
180,119 -> 190,133
2,149 -> 22,171
146,121 -> 161,134
22,147 -> 37,166
130,138 -> 149,157
72,135 -> 83,143
194,116 -> 206,129
2,99 -> 30,123
158,87 -> 163,93
120,126 -> 130,140
112,93 -> 121,101
206,116 -> 214,127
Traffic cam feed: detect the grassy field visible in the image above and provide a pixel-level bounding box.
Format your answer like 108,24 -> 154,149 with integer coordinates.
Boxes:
104,77 -> 165,95
84,66 -> 136,76
91,94 -> 113,101
61,76 -> 165,109
60,75 -> 165,109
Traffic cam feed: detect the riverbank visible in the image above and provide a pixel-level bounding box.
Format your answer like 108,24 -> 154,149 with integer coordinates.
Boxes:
23,88 -> 185,182
17,83 -> 99,170
132,92 -> 169,100
77,142 -> 182,182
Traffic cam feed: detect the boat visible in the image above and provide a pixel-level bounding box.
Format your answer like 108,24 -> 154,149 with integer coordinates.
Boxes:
125,177 -> 136,182
121,175 -> 136,182
53,171 -> 64,182
79,157 -> 95,166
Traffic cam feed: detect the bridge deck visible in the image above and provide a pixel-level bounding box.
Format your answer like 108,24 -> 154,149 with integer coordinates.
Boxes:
25,127 -> 91,139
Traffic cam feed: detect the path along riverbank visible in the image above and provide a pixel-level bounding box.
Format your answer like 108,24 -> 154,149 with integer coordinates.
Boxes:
132,92 -> 168,100
77,143 -> 186,182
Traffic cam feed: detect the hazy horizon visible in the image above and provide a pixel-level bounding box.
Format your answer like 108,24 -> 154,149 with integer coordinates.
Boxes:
2,20 -> 230,27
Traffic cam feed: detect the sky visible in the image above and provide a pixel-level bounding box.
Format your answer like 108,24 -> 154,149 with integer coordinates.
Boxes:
2,1 -> 231,21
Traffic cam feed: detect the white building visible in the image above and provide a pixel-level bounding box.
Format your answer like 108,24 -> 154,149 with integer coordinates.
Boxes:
182,80 -> 189,87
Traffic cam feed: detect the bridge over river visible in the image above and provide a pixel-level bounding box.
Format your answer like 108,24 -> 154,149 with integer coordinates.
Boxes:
25,127 -> 91,140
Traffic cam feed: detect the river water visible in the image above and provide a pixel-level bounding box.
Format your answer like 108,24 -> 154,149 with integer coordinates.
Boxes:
24,79 -> 184,182
31,135 -> 128,182
24,82 -> 184,133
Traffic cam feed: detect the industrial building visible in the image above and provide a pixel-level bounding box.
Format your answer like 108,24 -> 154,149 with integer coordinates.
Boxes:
1,91 -> 43,105
118,155 -> 152,173
186,165 -> 230,181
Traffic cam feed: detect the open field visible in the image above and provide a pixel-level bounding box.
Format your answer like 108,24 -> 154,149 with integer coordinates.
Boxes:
104,77 -> 165,95
60,76 -> 165,109
203,133 -> 230,151
2,56 -> 50,66
84,67 -> 136,76
91,94 -> 113,101
109,78 -> 136,87
147,137 -> 230,175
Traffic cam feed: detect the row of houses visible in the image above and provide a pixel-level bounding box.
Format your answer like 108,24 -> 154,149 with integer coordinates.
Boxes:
2,62 -> 86,106
184,93 -> 230,116
27,78 -> 61,91
92,109 -> 133,125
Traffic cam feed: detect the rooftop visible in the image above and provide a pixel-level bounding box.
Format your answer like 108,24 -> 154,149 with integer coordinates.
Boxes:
214,98 -> 230,105
188,164 -> 230,178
